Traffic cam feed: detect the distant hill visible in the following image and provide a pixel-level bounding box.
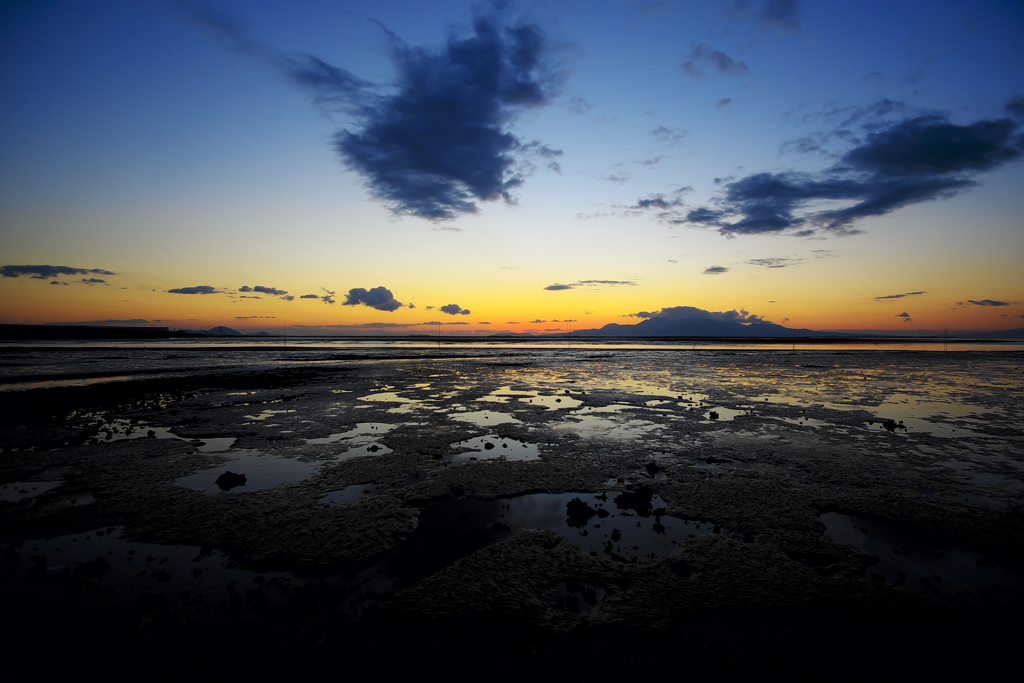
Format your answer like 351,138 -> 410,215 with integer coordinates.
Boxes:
962,327 -> 1024,339
567,315 -> 849,338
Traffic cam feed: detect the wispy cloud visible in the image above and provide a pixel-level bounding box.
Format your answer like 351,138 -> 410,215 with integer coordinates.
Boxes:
968,299 -> 1009,306
1,265 -> 115,279
703,266 -> 729,274
168,285 -> 219,295
874,291 -> 926,301
679,44 -> 750,80
746,257 -> 801,268
544,280 -> 636,291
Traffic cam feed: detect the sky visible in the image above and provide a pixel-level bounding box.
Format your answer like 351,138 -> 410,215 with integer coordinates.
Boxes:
1,0 -> 1023,336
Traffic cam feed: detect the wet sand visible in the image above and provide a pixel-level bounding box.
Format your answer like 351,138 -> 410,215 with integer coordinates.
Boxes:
2,348 -> 1023,679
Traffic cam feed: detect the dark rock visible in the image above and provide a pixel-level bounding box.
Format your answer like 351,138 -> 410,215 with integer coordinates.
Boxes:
214,471 -> 247,491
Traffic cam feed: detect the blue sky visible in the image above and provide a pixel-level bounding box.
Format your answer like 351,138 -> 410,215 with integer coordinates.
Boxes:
2,0 -> 1022,334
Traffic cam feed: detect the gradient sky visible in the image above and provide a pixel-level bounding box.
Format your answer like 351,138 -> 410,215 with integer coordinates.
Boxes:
2,0 -> 1022,335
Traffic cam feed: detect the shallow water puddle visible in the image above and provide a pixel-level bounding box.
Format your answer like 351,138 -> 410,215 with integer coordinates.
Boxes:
305,422 -> 394,445
196,437 -> 235,452
0,526 -> 297,611
320,484 -> 379,507
550,413 -> 664,440
392,489 -> 715,582
450,410 -> 522,426
244,409 -> 296,423
84,417 -> 181,443
446,435 -> 542,464
177,450 -> 317,493
0,480 -> 64,503
821,512 -> 1024,597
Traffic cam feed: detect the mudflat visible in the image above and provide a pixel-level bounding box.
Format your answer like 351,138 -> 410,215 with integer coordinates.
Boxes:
2,347 -> 1022,679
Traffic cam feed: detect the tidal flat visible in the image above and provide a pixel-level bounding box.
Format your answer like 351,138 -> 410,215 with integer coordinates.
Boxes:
2,346 -> 1023,679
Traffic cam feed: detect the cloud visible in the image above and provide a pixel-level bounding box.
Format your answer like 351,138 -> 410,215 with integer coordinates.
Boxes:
566,95 -> 593,114
630,306 -> 767,323
603,173 -> 630,184
544,280 -> 636,290
635,156 -> 666,167
300,294 -> 319,299
185,4 -> 565,221
320,287 -> 336,305
81,278 -> 106,284
440,303 -> 471,315
650,126 -> 687,145
629,187 -> 690,211
874,291 -> 925,301
240,285 -> 290,297
1,265 -> 115,279
1008,96 -> 1024,120
168,285 -> 219,295
968,299 -> 1009,307
240,295 -> 261,299
703,266 -> 729,274
235,316 -> 276,319
343,286 -> 403,311
746,257 -> 801,268
725,0 -> 802,32
679,112 -> 1024,237
49,281 -> 68,285
679,44 -> 750,80
716,98 -> 732,107
896,312 -> 912,322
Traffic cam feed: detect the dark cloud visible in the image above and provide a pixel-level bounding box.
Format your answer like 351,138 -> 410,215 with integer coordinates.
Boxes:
680,44 -> 749,79
185,4 -> 563,221
281,295 -> 295,302
239,295 -> 261,299
874,291 -> 925,301
969,299 -> 1009,307
239,286 -> 252,292
703,266 -> 729,274
716,98 -> 732,107
726,0 -> 801,31
235,316 -> 276,319
603,173 -> 630,184
544,280 -> 636,291
320,288 -> 336,305
630,306 -> 767,323
746,257 -> 801,268
566,95 -> 593,114
529,319 -> 546,324
651,126 -> 687,145
343,286 -> 404,312
757,0 -> 801,31
896,312 -> 912,322
168,285 -> 218,295
49,281 -> 68,285
630,188 -> 689,211
1,265 -> 115,279
249,285 -> 289,296
679,113 -> 1023,237
299,294 -> 319,299
81,278 -> 106,284
440,303 -> 471,316
1008,96 -> 1024,120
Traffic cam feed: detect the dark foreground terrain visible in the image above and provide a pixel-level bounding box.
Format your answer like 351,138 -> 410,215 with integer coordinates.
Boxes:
2,348 -> 1022,680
